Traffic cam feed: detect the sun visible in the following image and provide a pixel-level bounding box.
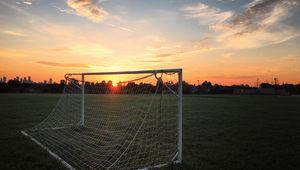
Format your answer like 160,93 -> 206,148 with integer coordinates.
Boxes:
112,83 -> 118,87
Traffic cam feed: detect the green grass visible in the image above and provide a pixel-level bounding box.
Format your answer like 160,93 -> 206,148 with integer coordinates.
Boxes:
0,94 -> 300,169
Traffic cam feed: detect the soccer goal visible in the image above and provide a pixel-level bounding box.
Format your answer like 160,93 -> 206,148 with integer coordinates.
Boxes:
21,68 -> 183,170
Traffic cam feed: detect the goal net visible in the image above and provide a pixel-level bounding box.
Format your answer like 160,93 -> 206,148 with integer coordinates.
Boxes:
22,69 -> 182,170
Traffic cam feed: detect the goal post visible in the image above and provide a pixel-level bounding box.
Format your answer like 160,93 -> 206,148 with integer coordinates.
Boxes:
178,69 -> 183,163
81,73 -> 85,126
22,68 -> 183,169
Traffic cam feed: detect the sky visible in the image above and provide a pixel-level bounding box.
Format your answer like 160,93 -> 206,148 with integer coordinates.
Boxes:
0,0 -> 300,85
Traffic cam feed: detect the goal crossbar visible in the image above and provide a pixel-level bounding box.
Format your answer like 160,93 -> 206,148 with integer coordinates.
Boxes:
65,68 -> 182,76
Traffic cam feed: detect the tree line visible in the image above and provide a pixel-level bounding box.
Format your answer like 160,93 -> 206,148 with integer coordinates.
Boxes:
1,79 -> 300,94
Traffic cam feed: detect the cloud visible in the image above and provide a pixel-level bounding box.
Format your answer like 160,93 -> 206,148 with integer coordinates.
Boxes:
182,2 -> 233,26
53,5 -> 75,15
22,0 -> 32,5
36,61 -> 88,68
69,44 -> 114,57
220,30 -> 299,49
0,48 -> 34,58
183,0 -> 299,49
146,44 -> 180,51
119,26 -> 133,32
1,30 -> 26,37
143,37 -> 216,63
66,0 -> 108,23
191,38 -> 217,51
155,53 -> 174,58
216,0 -> 298,33
47,44 -> 114,58
218,0 -> 299,49
106,24 -> 135,32
142,57 -> 180,63
141,52 -> 181,63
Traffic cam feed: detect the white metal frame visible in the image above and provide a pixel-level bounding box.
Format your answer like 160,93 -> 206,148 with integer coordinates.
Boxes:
23,68 -> 183,169
177,69 -> 183,163
81,74 -> 85,125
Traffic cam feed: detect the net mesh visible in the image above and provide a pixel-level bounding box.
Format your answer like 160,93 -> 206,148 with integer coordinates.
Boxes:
23,71 -> 180,169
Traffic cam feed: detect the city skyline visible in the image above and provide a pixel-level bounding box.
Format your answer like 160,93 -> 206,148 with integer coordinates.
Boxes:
0,0 -> 300,85
0,75 -> 54,84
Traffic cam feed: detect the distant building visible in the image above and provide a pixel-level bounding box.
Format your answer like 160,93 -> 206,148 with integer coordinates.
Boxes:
49,78 -> 52,84
60,80 -> 65,85
44,80 -> 47,84
28,76 -> 31,82
0,77 -> 2,83
16,76 -> 19,81
3,77 -> 6,83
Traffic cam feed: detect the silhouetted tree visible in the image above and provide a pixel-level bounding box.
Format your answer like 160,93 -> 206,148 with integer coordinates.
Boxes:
260,83 -> 272,88
202,80 -> 212,88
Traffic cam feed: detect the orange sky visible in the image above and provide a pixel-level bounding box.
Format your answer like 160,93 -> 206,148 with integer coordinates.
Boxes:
0,0 -> 300,85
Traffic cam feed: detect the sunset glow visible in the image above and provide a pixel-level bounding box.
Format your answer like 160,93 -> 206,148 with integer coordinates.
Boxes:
112,83 -> 118,87
0,0 -> 300,85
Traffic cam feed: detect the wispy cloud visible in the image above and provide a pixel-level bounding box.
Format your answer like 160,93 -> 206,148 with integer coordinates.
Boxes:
182,2 -> 233,26
142,57 -> 180,63
141,52 -> 181,63
146,44 -> 180,51
0,48 -> 34,58
219,0 -> 299,49
191,38 -> 217,51
22,0 -> 33,5
215,0 -> 298,33
53,5 -> 75,15
143,36 -> 215,63
183,0 -> 299,49
119,26 -> 133,32
154,53 -> 174,58
106,24 -> 135,32
0,0 -> 37,18
36,61 -> 88,68
66,0 -> 108,23
1,30 -> 26,37
47,43 -> 114,58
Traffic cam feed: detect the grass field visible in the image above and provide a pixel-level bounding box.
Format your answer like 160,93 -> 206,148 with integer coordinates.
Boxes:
0,94 -> 300,169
